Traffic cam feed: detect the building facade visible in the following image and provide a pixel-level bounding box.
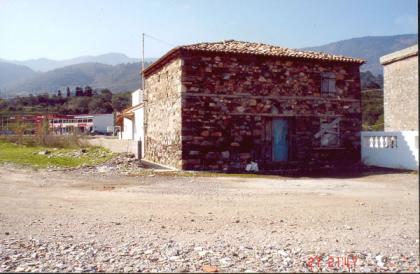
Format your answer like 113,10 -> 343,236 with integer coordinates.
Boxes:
50,113 -> 114,134
143,40 -> 364,171
380,44 -> 418,131
117,89 -> 145,157
0,113 -> 114,135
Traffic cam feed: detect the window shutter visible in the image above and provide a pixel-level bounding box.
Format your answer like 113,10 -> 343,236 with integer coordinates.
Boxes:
328,78 -> 336,93
321,78 -> 327,93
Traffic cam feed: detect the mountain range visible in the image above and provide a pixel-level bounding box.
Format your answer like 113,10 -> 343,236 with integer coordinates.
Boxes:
0,34 -> 417,97
0,53 -> 145,72
303,33 -> 418,75
0,62 -> 151,97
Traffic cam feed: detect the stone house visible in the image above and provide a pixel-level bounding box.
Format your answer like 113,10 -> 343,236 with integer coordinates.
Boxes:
380,45 -> 418,131
142,40 -> 365,171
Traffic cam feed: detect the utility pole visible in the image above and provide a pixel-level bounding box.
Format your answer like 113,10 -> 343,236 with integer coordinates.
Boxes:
141,33 -> 145,90
142,33 -> 147,159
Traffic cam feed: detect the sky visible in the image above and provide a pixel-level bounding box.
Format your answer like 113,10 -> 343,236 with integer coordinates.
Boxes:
0,0 -> 418,60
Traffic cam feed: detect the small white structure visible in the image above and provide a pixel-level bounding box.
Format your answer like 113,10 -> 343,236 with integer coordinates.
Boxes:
91,114 -> 115,134
361,131 -> 418,170
361,46 -> 419,171
117,89 -> 144,158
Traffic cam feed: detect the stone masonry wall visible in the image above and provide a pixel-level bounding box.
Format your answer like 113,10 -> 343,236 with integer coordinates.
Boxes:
144,57 -> 183,168
383,54 -> 418,131
180,51 -> 362,171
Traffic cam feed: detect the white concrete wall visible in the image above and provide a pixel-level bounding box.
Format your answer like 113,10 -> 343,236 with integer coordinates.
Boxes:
133,107 -> 144,158
361,131 -> 419,170
121,117 -> 134,140
86,137 -> 141,159
93,114 -> 114,133
132,89 -> 143,106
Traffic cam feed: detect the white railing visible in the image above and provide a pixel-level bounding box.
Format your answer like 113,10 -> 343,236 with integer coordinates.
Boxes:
361,131 -> 418,170
362,135 -> 398,149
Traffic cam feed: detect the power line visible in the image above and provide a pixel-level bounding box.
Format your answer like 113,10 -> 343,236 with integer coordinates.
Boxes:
144,33 -> 176,47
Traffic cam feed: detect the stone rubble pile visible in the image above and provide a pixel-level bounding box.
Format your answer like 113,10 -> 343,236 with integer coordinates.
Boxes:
0,238 -> 418,272
70,153 -> 146,175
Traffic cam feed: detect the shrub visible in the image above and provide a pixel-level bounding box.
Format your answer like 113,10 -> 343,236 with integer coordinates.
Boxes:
0,134 -> 87,149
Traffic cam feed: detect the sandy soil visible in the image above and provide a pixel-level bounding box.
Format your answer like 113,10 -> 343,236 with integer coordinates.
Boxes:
0,165 -> 418,272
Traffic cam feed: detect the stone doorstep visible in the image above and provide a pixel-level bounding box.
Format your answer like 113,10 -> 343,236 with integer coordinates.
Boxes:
140,159 -> 177,171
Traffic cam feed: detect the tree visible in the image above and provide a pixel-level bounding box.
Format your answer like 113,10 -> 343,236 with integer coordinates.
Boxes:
65,97 -> 90,114
84,86 -> 93,97
99,89 -> 113,101
36,93 -> 50,106
75,87 -> 83,97
88,97 -> 113,114
111,92 -> 131,112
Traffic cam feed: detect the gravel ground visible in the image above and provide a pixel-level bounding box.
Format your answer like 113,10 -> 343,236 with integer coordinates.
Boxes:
0,164 -> 418,272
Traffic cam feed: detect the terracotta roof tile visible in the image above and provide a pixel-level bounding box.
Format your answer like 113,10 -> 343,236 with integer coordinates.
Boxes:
143,40 -> 365,76
181,40 -> 365,63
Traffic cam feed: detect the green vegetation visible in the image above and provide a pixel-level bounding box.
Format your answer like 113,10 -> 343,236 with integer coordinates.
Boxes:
0,88 -> 131,115
1,122 -> 86,148
360,71 -> 383,90
362,89 -> 384,131
0,139 -> 114,168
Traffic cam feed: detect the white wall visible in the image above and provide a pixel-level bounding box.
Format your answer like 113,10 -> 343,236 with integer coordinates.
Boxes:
86,137 -> 141,159
133,107 -> 144,158
118,89 -> 144,156
119,108 -> 144,157
132,89 -> 143,106
93,114 -> 114,133
121,117 -> 134,140
361,131 -> 419,170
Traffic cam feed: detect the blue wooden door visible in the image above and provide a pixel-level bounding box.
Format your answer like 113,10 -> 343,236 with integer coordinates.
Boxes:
273,119 -> 288,161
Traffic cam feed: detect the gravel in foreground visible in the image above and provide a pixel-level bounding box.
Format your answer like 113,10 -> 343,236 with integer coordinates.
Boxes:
1,237 -> 419,272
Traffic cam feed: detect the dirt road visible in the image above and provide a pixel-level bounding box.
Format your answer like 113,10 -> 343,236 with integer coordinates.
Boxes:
0,165 -> 418,272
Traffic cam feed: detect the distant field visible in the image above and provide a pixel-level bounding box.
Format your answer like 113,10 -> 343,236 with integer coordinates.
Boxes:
0,140 -> 114,168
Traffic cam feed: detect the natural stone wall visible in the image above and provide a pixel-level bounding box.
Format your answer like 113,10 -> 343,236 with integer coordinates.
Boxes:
144,58 -> 183,168
180,51 -> 362,171
381,47 -> 418,131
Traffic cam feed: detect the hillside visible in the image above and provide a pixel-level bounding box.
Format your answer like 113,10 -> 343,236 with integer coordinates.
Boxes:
1,62 -> 150,95
303,34 -> 418,75
1,53 -> 142,72
0,62 -> 38,92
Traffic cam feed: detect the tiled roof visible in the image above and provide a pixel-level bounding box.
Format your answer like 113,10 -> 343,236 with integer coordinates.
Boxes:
181,40 -> 365,63
143,40 -> 365,76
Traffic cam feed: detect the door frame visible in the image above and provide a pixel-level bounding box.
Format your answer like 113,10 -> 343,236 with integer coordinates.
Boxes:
272,118 -> 289,162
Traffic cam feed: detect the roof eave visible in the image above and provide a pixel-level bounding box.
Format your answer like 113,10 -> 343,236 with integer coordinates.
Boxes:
142,47 -> 181,77
182,48 -> 366,65
143,45 -> 366,77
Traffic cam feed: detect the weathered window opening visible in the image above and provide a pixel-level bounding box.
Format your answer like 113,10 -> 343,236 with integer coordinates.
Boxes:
317,117 -> 340,147
321,72 -> 336,95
